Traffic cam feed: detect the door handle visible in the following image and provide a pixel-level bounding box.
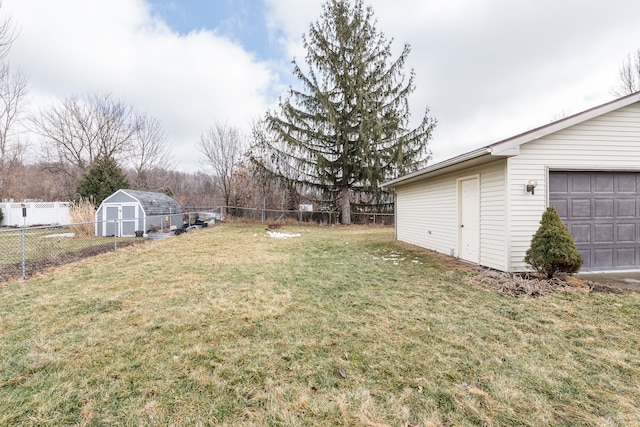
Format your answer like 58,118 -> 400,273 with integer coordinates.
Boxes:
460,224 -> 464,228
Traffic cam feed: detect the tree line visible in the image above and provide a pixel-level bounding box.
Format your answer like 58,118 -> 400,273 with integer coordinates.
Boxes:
2,0 -> 639,223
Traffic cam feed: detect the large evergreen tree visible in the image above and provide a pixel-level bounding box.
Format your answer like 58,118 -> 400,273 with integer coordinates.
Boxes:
252,0 -> 436,224
76,156 -> 129,205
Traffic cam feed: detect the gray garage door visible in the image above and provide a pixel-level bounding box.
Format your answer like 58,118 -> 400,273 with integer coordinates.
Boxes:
549,171 -> 640,271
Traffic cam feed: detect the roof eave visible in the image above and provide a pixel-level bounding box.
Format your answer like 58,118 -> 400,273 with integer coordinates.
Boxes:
490,91 -> 640,154
383,91 -> 640,189
382,147 -> 499,188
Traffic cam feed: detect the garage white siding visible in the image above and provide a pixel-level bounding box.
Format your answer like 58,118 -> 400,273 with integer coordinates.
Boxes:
388,94 -> 640,274
395,160 -> 507,270
507,102 -> 640,271
479,160 -> 508,270
396,175 -> 458,256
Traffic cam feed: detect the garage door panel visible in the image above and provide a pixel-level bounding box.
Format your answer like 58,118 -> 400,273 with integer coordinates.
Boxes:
594,174 -> 614,193
580,250 -> 591,269
617,223 -> 636,242
571,199 -> 591,217
618,174 -> 637,192
554,199 -> 568,218
617,199 -> 637,217
549,173 -> 568,193
571,224 -> 591,243
593,249 -> 614,268
550,171 -> 640,272
616,248 -> 636,267
595,199 -> 614,217
571,173 -> 591,192
594,224 -> 614,243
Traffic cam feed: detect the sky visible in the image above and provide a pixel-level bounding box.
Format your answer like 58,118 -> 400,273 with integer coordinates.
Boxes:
4,0 -> 640,172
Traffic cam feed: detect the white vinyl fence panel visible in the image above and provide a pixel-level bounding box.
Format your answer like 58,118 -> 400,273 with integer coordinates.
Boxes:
0,202 -> 70,227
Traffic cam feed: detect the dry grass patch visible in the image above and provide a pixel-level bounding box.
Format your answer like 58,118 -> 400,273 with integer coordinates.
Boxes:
69,198 -> 96,238
1,224 -> 639,426
466,269 -> 593,298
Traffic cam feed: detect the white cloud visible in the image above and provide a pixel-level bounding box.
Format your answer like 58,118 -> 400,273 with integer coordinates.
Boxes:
4,0 -> 640,175
264,0 -> 640,163
4,0 -> 276,171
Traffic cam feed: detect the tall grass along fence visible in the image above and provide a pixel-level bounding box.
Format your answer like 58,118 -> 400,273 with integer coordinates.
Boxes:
0,213 -> 211,282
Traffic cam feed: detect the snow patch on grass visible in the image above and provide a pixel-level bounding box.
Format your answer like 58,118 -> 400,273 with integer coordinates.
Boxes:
40,232 -> 75,239
267,231 -> 301,239
364,250 -> 423,265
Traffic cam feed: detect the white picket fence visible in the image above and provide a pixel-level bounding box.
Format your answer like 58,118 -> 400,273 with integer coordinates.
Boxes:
0,202 -> 70,227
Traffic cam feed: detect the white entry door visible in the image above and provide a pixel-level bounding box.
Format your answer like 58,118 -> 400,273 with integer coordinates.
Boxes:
459,177 -> 480,263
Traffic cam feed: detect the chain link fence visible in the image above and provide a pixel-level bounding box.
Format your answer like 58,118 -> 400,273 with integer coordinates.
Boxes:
0,213 -> 214,282
0,209 -> 393,283
188,206 -> 394,226
0,223 -> 132,282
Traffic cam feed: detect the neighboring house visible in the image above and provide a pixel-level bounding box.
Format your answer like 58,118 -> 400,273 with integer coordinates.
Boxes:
383,92 -> 640,273
95,189 -> 183,237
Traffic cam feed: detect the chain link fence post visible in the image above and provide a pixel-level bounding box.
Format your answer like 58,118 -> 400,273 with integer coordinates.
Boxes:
21,227 -> 26,279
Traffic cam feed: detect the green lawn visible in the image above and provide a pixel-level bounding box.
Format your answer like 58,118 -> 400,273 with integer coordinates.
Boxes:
1,224 -> 639,426
0,227 -> 137,280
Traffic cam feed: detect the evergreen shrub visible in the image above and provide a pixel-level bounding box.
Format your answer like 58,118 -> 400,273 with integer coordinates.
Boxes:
524,207 -> 583,278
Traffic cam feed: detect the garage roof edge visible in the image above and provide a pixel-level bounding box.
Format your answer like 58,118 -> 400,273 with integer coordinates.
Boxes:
383,91 -> 640,188
382,147 -> 493,187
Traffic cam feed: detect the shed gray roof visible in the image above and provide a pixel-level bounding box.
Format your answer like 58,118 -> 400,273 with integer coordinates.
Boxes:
120,189 -> 182,216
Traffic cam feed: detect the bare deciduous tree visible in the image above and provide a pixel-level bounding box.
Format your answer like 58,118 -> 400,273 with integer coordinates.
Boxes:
0,67 -> 26,158
31,93 -> 139,173
614,49 -> 640,96
126,113 -> 174,191
198,123 -> 245,207
0,4 -> 28,201
30,93 -> 173,199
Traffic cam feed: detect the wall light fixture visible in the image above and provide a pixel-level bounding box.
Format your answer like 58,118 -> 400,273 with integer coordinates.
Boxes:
525,180 -> 538,195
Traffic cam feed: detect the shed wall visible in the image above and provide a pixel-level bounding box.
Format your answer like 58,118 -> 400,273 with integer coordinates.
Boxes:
102,192 -> 136,204
507,102 -> 640,271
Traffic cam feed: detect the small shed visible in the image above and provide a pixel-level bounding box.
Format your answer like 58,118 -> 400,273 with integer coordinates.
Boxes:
95,189 -> 183,237
383,92 -> 640,273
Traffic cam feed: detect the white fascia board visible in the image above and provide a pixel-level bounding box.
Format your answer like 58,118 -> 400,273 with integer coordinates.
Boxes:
382,147 -> 493,188
489,92 -> 640,154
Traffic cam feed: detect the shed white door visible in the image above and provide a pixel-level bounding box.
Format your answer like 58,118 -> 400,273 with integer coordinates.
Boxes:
459,177 -> 480,263
102,204 -> 137,237
105,206 -> 119,236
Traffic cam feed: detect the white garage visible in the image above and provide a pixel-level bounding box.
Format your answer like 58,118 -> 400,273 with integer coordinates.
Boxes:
384,92 -> 640,273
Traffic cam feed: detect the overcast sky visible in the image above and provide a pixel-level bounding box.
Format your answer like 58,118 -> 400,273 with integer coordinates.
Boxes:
4,0 -> 640,172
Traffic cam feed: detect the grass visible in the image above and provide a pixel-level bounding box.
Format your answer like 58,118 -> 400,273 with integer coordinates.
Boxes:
0,227 -> 137,273
0,223 -> 639,426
